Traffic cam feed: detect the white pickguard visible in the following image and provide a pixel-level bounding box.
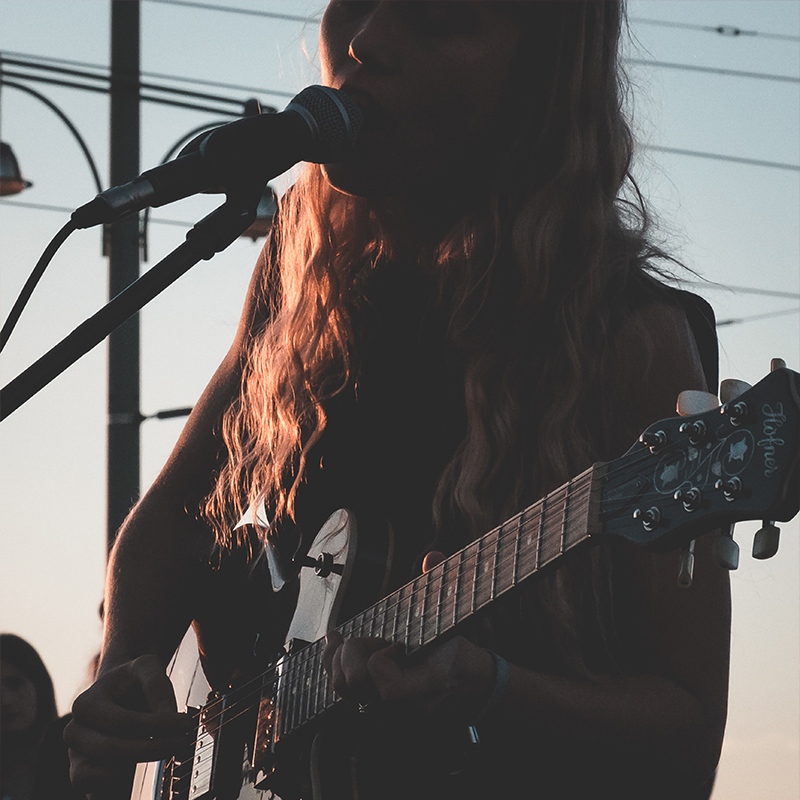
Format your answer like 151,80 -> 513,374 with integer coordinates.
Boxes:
286,508 -> 357,645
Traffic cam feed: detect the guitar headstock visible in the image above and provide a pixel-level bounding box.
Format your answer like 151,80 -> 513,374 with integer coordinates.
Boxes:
599,366 -> 800,553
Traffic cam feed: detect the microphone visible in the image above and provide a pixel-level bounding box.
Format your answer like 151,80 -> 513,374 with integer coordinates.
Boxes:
71,85 -> 362,229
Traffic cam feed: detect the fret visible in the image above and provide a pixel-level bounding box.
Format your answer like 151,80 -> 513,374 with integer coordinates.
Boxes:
565,467 -> 596,549
390,588 -> 401,642
307,657 -> 317,723
295,655 -> 305,730
560,479 -> 572,555
455,541 -> 479,623
363,602 -> 375,638
294,651 -> 304,730
355,606 -> 368,638
540,486 -> 567,567
311,646 -> 321,719
494,517 -> 516,597
511,510 -> 522,587
273,657 -> 287,741
452,549 -> 462,628
313,642 -> 325,719
286,659 -> 297,733
420,565 -> 442,645
515,499 -> 541,582
374,600 -> 385,638
432,562 -> 445,640
535,493 -> 546,574
373,598 -> 387,639
473,529 -> 498,611
304,646 -> 315,725
470,541 -> 479,615
417,572 -> 430,647
399,581 -> 414,646
490,527 -> 501,601
297,652 -> 306,729
408,576 -> 425,647
440,558 -> 455,631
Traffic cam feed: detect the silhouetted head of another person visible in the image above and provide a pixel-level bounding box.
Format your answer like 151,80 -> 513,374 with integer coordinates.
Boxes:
1,634 -> 58,750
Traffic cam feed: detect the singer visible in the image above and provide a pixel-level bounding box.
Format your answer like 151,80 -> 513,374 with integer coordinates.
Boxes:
66,3 -> 730,799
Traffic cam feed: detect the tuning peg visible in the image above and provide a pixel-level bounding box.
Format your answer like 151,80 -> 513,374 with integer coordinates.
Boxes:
713,527 -> 740,570
677,540 -> 696,588
720,379 -> 752,404
771,358 -> 787,372
676,390 -> 719,417
752,521 -> 780,560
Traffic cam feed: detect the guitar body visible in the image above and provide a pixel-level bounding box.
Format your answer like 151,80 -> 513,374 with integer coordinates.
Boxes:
132,507 -> 394,800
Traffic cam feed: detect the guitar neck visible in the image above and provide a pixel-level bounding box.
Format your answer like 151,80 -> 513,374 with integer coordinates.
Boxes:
273,464 -> 602,738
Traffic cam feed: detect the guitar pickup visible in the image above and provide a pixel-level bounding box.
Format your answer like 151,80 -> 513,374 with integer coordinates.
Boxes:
187,701 -> 217,800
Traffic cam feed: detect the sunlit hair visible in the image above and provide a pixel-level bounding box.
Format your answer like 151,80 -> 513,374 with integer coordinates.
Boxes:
204,1 -> 676,673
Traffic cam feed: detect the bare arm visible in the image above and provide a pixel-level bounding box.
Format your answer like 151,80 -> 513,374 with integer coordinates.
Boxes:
66,252 -> 270,791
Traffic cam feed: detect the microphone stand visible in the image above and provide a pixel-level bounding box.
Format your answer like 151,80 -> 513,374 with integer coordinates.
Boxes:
0,197 -> 257,421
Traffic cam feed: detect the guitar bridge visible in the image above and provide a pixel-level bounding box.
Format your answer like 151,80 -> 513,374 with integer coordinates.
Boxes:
157,706 -> 200,800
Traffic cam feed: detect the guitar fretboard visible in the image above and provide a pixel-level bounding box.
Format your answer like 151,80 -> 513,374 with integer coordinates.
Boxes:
271,464 -> 600,739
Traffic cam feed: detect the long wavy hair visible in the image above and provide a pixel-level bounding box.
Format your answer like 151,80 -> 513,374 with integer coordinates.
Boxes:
204,1 -> 676,674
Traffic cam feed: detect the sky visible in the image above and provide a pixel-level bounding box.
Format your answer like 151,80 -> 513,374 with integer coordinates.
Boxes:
0,2 -> 798,797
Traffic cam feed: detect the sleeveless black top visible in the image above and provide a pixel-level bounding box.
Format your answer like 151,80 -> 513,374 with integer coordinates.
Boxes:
259,264 -> 719,800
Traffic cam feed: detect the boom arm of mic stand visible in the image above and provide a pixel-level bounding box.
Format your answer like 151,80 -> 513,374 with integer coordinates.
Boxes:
0,200 -> 256,421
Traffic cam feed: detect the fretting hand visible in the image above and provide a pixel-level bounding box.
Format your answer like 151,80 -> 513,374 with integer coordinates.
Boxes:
321,551 -> 496,722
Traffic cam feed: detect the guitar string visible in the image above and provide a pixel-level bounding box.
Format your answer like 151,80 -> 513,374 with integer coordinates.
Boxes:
177,505 -> 588,754
176,468 -> 688,749
165,504 -> 590,785
178,482 -> 597,746
177,446 -> 690,748
172,428 -> 729,751
189,477 -> 584,716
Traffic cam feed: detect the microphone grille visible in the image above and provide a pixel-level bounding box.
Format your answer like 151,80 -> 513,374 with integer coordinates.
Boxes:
286,85 -> 363,163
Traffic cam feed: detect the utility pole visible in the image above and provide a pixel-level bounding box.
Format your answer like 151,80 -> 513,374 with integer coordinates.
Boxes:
107,0 -> 141,551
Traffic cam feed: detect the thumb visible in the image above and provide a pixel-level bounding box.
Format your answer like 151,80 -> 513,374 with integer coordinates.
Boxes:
422,550 -> 446,573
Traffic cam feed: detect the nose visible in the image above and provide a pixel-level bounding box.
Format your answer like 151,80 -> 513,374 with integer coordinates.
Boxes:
347,3 -> 399,73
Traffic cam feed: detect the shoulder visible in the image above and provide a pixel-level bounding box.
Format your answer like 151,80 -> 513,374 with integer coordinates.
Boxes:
600,294 -> 713,456
618,276 -> 718,391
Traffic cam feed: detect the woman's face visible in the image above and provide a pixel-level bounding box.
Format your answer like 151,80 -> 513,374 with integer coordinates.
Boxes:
320,1 -> 522,198
0,661 -> 39,735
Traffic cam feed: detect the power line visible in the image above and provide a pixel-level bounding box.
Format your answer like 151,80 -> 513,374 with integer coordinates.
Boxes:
641,144 -> 800,173
717,307 -> 799,327
627,58 -> 799,85
0,198 -> 196,228
629,16 -> 800,43
3,200 -> 799,302
5,200 -> 798,313
682,282 -> 800,301
1,51 -> 296,100
145,0 -> 321,24
145,1 -> 800,47
2,69 -> 244,117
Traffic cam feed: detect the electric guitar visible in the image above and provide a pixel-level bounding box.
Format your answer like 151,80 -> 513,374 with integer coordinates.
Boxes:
130,365 -> 800,800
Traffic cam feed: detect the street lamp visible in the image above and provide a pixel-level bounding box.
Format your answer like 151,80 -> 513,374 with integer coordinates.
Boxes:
0,141 -> 32,196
